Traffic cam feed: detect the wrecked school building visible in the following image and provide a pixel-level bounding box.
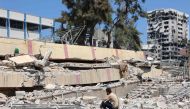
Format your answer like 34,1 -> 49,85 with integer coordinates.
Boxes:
0,8 -> 190,109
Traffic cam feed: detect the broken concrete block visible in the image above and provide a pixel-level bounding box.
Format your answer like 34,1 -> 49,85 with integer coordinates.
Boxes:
82,96 -> 97,104
16,91 -> 26,99
0,107 -> 10,109
35,50 -> 52,68
0,93 -> 7,105
44,84 -> 56,90
178,102 -> 185,108
35,99 -> 40,104
43,67 -> 51,72
9,55 -> 35,66
1,60 -> 15,67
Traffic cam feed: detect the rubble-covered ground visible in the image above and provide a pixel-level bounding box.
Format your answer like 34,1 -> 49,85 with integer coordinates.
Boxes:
1,79 -> 138,109
2,74 -> 190,109
122,79 -> 190,109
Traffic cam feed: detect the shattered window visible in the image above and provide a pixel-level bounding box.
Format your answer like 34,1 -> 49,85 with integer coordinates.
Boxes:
10,20 -> 23,30
27,23 -> 39,32
0,17 -> 6,27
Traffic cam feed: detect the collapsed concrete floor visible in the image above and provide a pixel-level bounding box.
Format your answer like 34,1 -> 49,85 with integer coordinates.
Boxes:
0,54 -> 189,109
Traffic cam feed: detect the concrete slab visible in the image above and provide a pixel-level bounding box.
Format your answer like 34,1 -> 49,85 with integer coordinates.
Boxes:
9,55 -> 35,66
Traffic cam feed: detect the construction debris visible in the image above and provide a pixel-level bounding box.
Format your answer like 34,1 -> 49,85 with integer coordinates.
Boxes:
0,93 -> 7,105
0,39 -> 189,109
3,76 -> 190,109
0,51 -> 145,108
9,55 -> 35,66
35,50 -> 52,68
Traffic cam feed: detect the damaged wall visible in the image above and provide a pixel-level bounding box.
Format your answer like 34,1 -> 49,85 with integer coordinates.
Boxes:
0,67 -> 120,87
0,38 -> 145,61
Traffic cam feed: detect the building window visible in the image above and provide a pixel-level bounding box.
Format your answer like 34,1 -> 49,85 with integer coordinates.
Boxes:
0,18 -> 6,27
164,30 -> 169,32
164,26 -> 169,29
27,23 -> 39,32
10,20 -> 23,30
172,29 -> 175,33
164,21 -> 169,24
178,32 -> 182,34
178,23 -> 182,26
178,28 -> 182,30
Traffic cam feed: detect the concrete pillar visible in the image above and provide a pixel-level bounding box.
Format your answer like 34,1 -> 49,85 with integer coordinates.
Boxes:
51,21 -> 55,41
24,13 -> 27,39
39,17 -> 42,39
6,10 -> 10,38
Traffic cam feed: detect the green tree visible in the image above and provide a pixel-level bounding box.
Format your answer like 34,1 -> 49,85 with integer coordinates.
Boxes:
57,0 -> 147,50
57,0 -> 112,45
110,0 -> 147,50
113,22 -> 141,50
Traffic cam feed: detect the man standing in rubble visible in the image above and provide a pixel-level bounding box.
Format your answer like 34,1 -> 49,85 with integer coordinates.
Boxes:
100,87 -> 119,109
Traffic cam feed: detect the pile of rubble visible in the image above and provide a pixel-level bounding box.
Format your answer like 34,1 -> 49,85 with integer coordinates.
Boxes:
1,50 -> 189,109
0,51 -> 148,108
0,53 -> 124,88
121,78 -> 190,109
0,78 -> 139,109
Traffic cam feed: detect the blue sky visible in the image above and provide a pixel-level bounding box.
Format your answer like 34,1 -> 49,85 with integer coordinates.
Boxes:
0,0 -> 189,43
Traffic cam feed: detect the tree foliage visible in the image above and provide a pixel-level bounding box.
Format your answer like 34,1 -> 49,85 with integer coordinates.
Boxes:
57,0 -> 147,50
112,0 -> 147,50
57,0 -> 112,45
113,22 -> 141,50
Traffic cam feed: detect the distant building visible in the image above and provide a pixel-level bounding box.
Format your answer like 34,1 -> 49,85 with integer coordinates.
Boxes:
141,44 -> 154,59
0,8 -> 54,40
147,9 -> 189,65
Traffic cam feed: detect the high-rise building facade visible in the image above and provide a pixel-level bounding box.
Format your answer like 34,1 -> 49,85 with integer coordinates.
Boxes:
147,9 -> 189,65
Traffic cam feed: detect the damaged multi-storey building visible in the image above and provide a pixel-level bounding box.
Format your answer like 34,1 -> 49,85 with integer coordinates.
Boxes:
146,9 -> 189,66
0,8 -> 54,40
